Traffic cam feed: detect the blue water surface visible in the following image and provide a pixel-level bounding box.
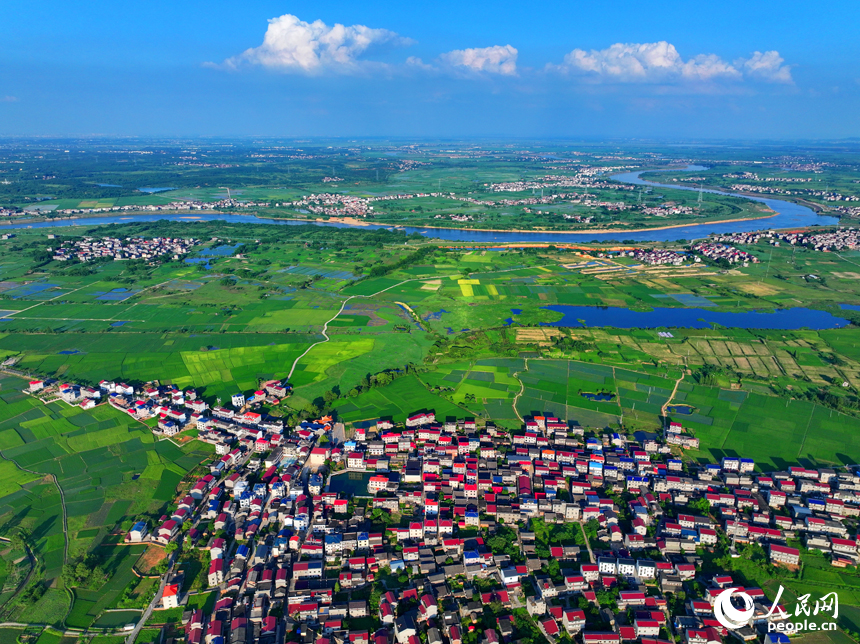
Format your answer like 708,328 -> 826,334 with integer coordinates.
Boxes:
541,305 -> 849,330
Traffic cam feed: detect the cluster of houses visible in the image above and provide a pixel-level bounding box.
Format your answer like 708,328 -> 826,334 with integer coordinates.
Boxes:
630,249 -> 687,267
435,215 -> 474,222
121,400 -> 860,644
50,236 -> 199,262
689,243 -> 759,265
54,198 -> 268,217
639,204 -> 696,217
709,228 -> 860,252
723,173 -> 811,184
26,377 -> 295,446
729,183 -> 858,203
486,167 -> 635,193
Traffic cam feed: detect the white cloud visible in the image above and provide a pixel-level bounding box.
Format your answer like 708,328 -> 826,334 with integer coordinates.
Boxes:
737,50 -> 793,83
554,41 -> 740,82
405,56 -> 436,72
220,14 -> 409,74
680,54 -> 741,81
552,41 -> 793,85
439,45 -> 518,76
0,96 -> 18,103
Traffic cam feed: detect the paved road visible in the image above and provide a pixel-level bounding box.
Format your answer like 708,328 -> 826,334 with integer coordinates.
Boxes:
126,545 -> 181,644
579,521 -> 596,564
332,422 -> 346,446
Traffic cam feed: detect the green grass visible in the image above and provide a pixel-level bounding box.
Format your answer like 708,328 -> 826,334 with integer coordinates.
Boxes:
91,610 -> 142,628
0,374 -> 213,628
334,374 -> 470,423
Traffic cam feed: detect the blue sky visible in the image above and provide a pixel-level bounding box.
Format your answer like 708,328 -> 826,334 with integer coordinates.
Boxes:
1,0 -> 858,138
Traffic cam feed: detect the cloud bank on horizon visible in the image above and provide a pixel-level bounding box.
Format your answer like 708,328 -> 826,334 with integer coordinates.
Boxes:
553,41 -> 792,84
215,13 -> 793,87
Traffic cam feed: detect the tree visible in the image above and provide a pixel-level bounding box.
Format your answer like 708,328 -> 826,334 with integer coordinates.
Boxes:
375,372 -> 393,387
9,527 -> 29,550
688,497 -> 710,515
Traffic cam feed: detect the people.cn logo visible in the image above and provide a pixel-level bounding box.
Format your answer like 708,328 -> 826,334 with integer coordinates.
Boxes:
714,588 -> 755,630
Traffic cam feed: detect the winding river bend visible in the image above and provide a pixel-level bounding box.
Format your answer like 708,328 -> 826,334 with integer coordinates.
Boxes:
2,166 -> 839,242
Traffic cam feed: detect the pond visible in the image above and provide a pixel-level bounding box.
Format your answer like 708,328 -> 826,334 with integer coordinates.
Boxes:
581,392 -> 615,402
422,309 -> 450,321
328,471 -> 375,496
185,258 -> 212,270
94,288 -> 141,301
6,282 -> 61,299
667,405 -> 695,415
540,305 -> 849,330
198,243 -> 242,257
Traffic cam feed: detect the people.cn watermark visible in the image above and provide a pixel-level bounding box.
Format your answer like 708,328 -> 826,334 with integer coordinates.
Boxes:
715,586 -> 839,634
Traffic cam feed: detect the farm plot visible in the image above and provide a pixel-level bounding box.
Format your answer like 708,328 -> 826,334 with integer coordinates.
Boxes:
333,375 -> 470,424
342,277 -> 403,296
0,375 -> 213,626
682,386 -> 860,471
180,342 -> 312,396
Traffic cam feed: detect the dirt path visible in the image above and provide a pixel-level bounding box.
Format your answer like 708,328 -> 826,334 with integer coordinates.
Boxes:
0,537 -> 36,618
286,274 -> 459,382
660,366 -> 688,418
0,453 -> 67,620
0,455 -> 67,563
511,358 -> 529,422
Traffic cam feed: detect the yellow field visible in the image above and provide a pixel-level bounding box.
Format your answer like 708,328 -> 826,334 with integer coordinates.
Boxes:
516,328 -> 562,345
458,278 -> 479,297
738,282 -> 779,295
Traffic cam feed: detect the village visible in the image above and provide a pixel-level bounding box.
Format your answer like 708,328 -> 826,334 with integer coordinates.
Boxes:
53,198 -> 270,217
50,236 -> 200,262
709,228 -> 860,252
20,376 -> 860,644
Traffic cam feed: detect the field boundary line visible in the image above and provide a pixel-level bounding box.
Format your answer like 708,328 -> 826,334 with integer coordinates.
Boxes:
0,453 -> 67,618
0,536 -> 37,618
286,274 -> 459,382
795,403 -> 817,458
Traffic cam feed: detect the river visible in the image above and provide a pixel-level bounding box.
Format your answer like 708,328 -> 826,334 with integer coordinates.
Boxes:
0,166 -> 838,242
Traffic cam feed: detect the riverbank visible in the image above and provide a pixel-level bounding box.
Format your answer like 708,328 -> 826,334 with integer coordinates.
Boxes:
0,165 -> 841,243
361,211 -> 780,235
1,209 -> 783,236
0,208 -> 239,227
